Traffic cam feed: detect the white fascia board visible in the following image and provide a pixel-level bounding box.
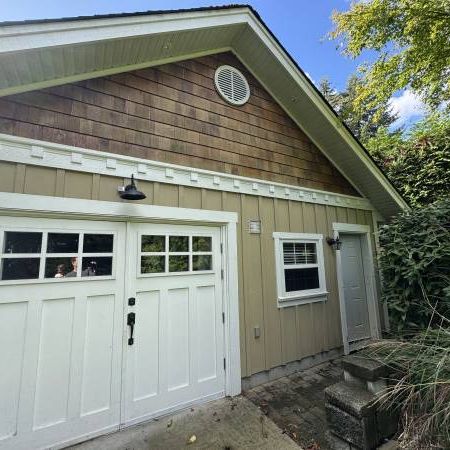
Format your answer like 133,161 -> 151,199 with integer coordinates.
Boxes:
0,8 -> 251,53
0,133 -> 374,212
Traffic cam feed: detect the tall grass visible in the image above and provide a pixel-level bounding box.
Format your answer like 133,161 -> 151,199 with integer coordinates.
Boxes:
365,320 -> 450,449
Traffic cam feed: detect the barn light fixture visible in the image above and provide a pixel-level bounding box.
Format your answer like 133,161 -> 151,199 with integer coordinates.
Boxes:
118,174 -> 146,201
326,236 -> 342,251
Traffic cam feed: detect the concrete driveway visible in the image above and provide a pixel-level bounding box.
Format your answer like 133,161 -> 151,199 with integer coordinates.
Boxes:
67,396 -> 299,450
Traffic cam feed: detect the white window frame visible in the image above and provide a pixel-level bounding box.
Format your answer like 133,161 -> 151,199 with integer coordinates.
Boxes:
0,227 -> 117,285
273,232 -> 327,307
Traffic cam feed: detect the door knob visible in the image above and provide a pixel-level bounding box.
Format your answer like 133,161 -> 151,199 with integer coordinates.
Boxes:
127,312 -> 136,345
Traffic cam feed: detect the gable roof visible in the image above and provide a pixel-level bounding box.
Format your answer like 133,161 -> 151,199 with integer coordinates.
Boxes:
0,5 -> 408,218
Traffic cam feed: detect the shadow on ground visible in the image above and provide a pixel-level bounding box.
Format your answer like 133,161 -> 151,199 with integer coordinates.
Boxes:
244,359 -> 343,450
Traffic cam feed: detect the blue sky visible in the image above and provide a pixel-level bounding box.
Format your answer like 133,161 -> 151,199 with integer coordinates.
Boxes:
0,0 -> 425,126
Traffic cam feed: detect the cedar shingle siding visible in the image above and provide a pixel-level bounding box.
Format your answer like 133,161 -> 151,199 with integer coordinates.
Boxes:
0,52 -> 357,196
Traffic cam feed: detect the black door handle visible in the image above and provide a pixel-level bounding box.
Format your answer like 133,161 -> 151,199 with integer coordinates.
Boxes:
127,312 -> 136,345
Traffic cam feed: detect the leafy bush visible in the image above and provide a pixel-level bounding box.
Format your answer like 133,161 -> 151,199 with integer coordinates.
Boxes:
379,198 -> 450,332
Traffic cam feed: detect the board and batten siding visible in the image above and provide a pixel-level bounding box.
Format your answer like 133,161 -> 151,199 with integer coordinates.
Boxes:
0,161 -> 377,378
0,52 -> 357,197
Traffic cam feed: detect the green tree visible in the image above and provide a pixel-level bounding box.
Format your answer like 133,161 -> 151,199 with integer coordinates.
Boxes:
330,0 -> 450,114
319,75 -> 397,141
366,112 -> 450,207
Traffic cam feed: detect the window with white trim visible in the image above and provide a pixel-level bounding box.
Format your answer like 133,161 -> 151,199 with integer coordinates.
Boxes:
273,232 -> 327,307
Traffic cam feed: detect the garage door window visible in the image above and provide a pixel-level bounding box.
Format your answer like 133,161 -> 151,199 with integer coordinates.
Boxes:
140,234 -> 213,275
0,230 -> 115,282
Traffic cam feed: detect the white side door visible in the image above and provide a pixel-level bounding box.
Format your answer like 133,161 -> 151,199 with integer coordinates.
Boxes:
0,217 -> 126,450
123,223 -> 225,425
340,234 -> 371,342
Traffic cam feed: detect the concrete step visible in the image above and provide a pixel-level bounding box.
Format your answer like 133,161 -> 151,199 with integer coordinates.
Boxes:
325,382 -> 399,450
325,381 -> 376,419
342,355 -> 389,383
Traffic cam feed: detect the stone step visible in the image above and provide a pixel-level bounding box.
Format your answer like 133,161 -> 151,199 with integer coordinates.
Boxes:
342,355 -> 390,382
325,381 -> 376,419
325,382 -> 399,449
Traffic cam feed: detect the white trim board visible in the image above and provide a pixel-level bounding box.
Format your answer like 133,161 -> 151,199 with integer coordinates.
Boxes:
332,222 -> 381,355
0,133 -> 374,211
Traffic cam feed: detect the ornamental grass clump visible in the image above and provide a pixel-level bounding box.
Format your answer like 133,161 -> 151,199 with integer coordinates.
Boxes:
366,323 -> 450,449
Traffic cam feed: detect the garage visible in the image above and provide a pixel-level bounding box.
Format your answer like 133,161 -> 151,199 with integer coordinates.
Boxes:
0,207 -> 238,450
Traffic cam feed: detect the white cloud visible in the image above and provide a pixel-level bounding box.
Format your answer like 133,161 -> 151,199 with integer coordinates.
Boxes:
389,90 -> 427,127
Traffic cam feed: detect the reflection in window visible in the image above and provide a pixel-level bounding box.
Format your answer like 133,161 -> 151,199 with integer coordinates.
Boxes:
1,258 -> 40,280
141,235 -> 165,253
0,229 -> 116,282
141,255 -> 165,274
193,236 -> 212,252
45,257 -> 77,278
169,255 -> 189,272
193,255 -> 212,271
284,267 -> 320,292
81,257 -> 112,276
3,232 -> 42,254
169,236 -> 189,252
83,234 -> 113,253
47,233 -> 79,253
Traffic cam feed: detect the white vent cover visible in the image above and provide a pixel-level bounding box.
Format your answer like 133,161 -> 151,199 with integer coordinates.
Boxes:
214,65 -> 250,106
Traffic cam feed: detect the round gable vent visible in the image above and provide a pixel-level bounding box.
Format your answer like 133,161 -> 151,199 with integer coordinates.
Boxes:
214,65 -> 250,106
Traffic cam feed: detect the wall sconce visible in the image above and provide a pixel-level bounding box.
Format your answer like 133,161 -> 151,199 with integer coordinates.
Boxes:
118,174 -> 146,201
326,236 -> 342,250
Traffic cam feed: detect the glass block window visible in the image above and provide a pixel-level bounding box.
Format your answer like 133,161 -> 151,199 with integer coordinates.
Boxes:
273,232 -> 327,307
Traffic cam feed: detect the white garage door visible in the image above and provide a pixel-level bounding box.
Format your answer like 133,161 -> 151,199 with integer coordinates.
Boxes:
0,217 -> 225,450
123,223 -> 225,425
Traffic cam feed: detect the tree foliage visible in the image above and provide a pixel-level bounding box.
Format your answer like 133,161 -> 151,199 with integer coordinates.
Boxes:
319,75 -> 397,141
330,0 -> 450,114
366,112 -> 450,207
378,198 -> 450,333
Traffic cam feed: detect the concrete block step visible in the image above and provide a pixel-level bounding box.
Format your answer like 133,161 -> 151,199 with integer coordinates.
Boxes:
325,381 -> 376,419
342,355 -> 389,382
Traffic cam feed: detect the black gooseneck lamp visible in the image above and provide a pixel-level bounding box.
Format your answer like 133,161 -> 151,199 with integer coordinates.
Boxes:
119,174 -> 146,201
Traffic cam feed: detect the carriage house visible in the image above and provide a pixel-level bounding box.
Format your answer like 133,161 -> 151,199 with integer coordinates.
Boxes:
0,6 -> 408,449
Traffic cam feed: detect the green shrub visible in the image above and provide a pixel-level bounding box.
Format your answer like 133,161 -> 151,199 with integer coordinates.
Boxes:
379,198 -> 450,332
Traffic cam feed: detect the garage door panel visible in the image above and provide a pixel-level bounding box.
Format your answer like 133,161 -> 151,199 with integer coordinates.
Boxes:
197,285 -> 218,383
124,223 -> 225,424
33,297 -> 74,430
133,290 -> 160,401
0,217 -> 125,450
80,294 -> 116,417
0,301 -> 27,441
167,287 -> 190,392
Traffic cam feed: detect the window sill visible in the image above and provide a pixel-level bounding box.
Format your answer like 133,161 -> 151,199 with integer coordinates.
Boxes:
277,291 -> 328,308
